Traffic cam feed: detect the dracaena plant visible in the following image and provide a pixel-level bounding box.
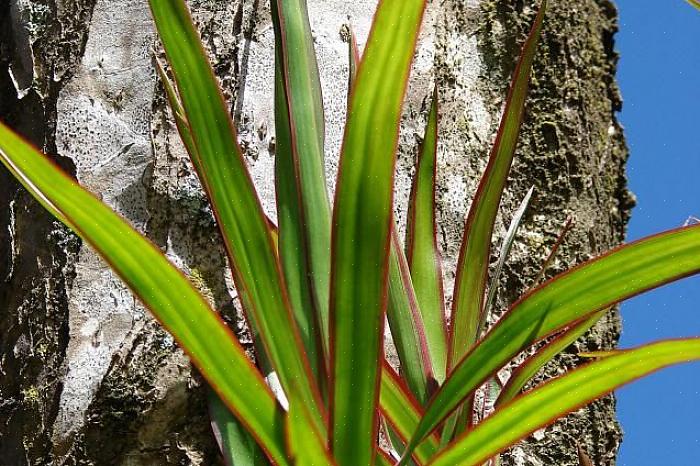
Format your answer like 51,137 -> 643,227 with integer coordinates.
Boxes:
1,0 -> 699,465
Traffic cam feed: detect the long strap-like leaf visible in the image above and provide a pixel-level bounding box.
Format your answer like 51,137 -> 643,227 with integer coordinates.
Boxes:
495,310 -> 606,407
285,392 -> 336,466
430,338 -> 700,465
406,89 -> 448,384
387,228 -> 434,404
272,0 -> 332,381
481,186 -> 534,331
209,390 -> 270,466
379,363 -> 440,464
329,0 -> 427,463
0,123 -> 289,465
149,0 -> 324,427
448,2 -> 546,368
402,224 -> 700,461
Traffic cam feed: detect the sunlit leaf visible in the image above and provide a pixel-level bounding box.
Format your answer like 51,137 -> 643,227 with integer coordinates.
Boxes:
329,0 -> 428,463
149,0 -> 324,429
495,310 -> 605,407
403,224 -> 700,461
285,392 -> 336,466
0,122 -> 289,465
448,2 -> 546,370
379,363 -> 440,464
430,339 -> 700,466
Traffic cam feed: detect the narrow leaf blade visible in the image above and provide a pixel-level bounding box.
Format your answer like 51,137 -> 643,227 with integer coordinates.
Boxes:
404,224 -> 700,459
0,123 -> 289,465
386,228 -> 434,404
149,0 -> 323,426
406,89 -> 448,383
379,364 -> 440,464
495,310 -> 605,407
430,339 -> 700,466
285,392 -> 336,466
329,0 -> 428,463
209,389 -> 269,466
272,0 -> 332,378
481,186 -> 534,331
448,2 -> 546,367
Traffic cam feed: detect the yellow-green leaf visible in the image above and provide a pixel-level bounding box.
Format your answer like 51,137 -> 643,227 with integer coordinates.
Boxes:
149,0 -> 324,429
430,339 -> 700,466
403,224 -> 700,461
0,122 -> 289,465
329,0 -> 427,463
448,2 -> 546,370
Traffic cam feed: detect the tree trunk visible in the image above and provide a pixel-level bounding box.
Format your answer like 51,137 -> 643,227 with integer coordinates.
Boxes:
0,0 -> 633,464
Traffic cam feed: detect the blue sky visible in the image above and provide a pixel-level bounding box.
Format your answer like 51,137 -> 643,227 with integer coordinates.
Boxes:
615,1 -> 700,464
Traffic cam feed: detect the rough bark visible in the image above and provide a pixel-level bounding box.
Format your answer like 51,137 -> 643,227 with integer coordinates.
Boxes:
0,0 -> 633,464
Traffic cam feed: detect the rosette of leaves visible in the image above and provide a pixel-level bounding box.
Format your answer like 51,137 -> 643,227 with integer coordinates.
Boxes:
2,1 -> 700,465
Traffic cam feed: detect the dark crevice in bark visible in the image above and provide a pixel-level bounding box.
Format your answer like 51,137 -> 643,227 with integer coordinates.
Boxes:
0,0 -> 96,464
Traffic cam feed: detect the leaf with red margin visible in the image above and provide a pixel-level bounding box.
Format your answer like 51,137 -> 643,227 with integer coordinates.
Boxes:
272,0 -> 332,382
447,1 -> 546,368
495,310 -> 606,407
285,392 -> 336,466
430,339 -> 700,466
386,227 -> 434,404
401,223 -> 700,463
406,89 -> 448,384
0,122 -> 289,465
329,0 -> 428,463
379,363 -> 440,464
148,0 -> 324,431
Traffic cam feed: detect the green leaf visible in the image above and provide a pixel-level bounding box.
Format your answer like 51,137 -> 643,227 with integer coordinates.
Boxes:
272,0 -> 332,380
405,89 -> 448,384
430,338 -> 700,466
149,0 -> 324,428
379,364 -> 440,464
386,227 -> 434,404
481,186 -> 534,331
448,2 -> 546,368
209,389 -> 269,466
0,122 -> 289,465
495,310 -> 605,407
375,450 -> 395,466
688,0 -> 700,11
285,392 -> 336,466
329,0 -> 428,463
402,223 -> 700,461
439,186 -> 534,443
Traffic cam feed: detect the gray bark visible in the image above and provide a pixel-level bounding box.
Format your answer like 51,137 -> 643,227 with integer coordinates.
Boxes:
0,0 -> 633,464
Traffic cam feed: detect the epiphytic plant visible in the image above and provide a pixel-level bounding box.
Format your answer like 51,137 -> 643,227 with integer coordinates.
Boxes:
1,0 -> 700,465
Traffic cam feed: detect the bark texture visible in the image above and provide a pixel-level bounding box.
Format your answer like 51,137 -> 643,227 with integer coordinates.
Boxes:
0,0 -> 633,464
